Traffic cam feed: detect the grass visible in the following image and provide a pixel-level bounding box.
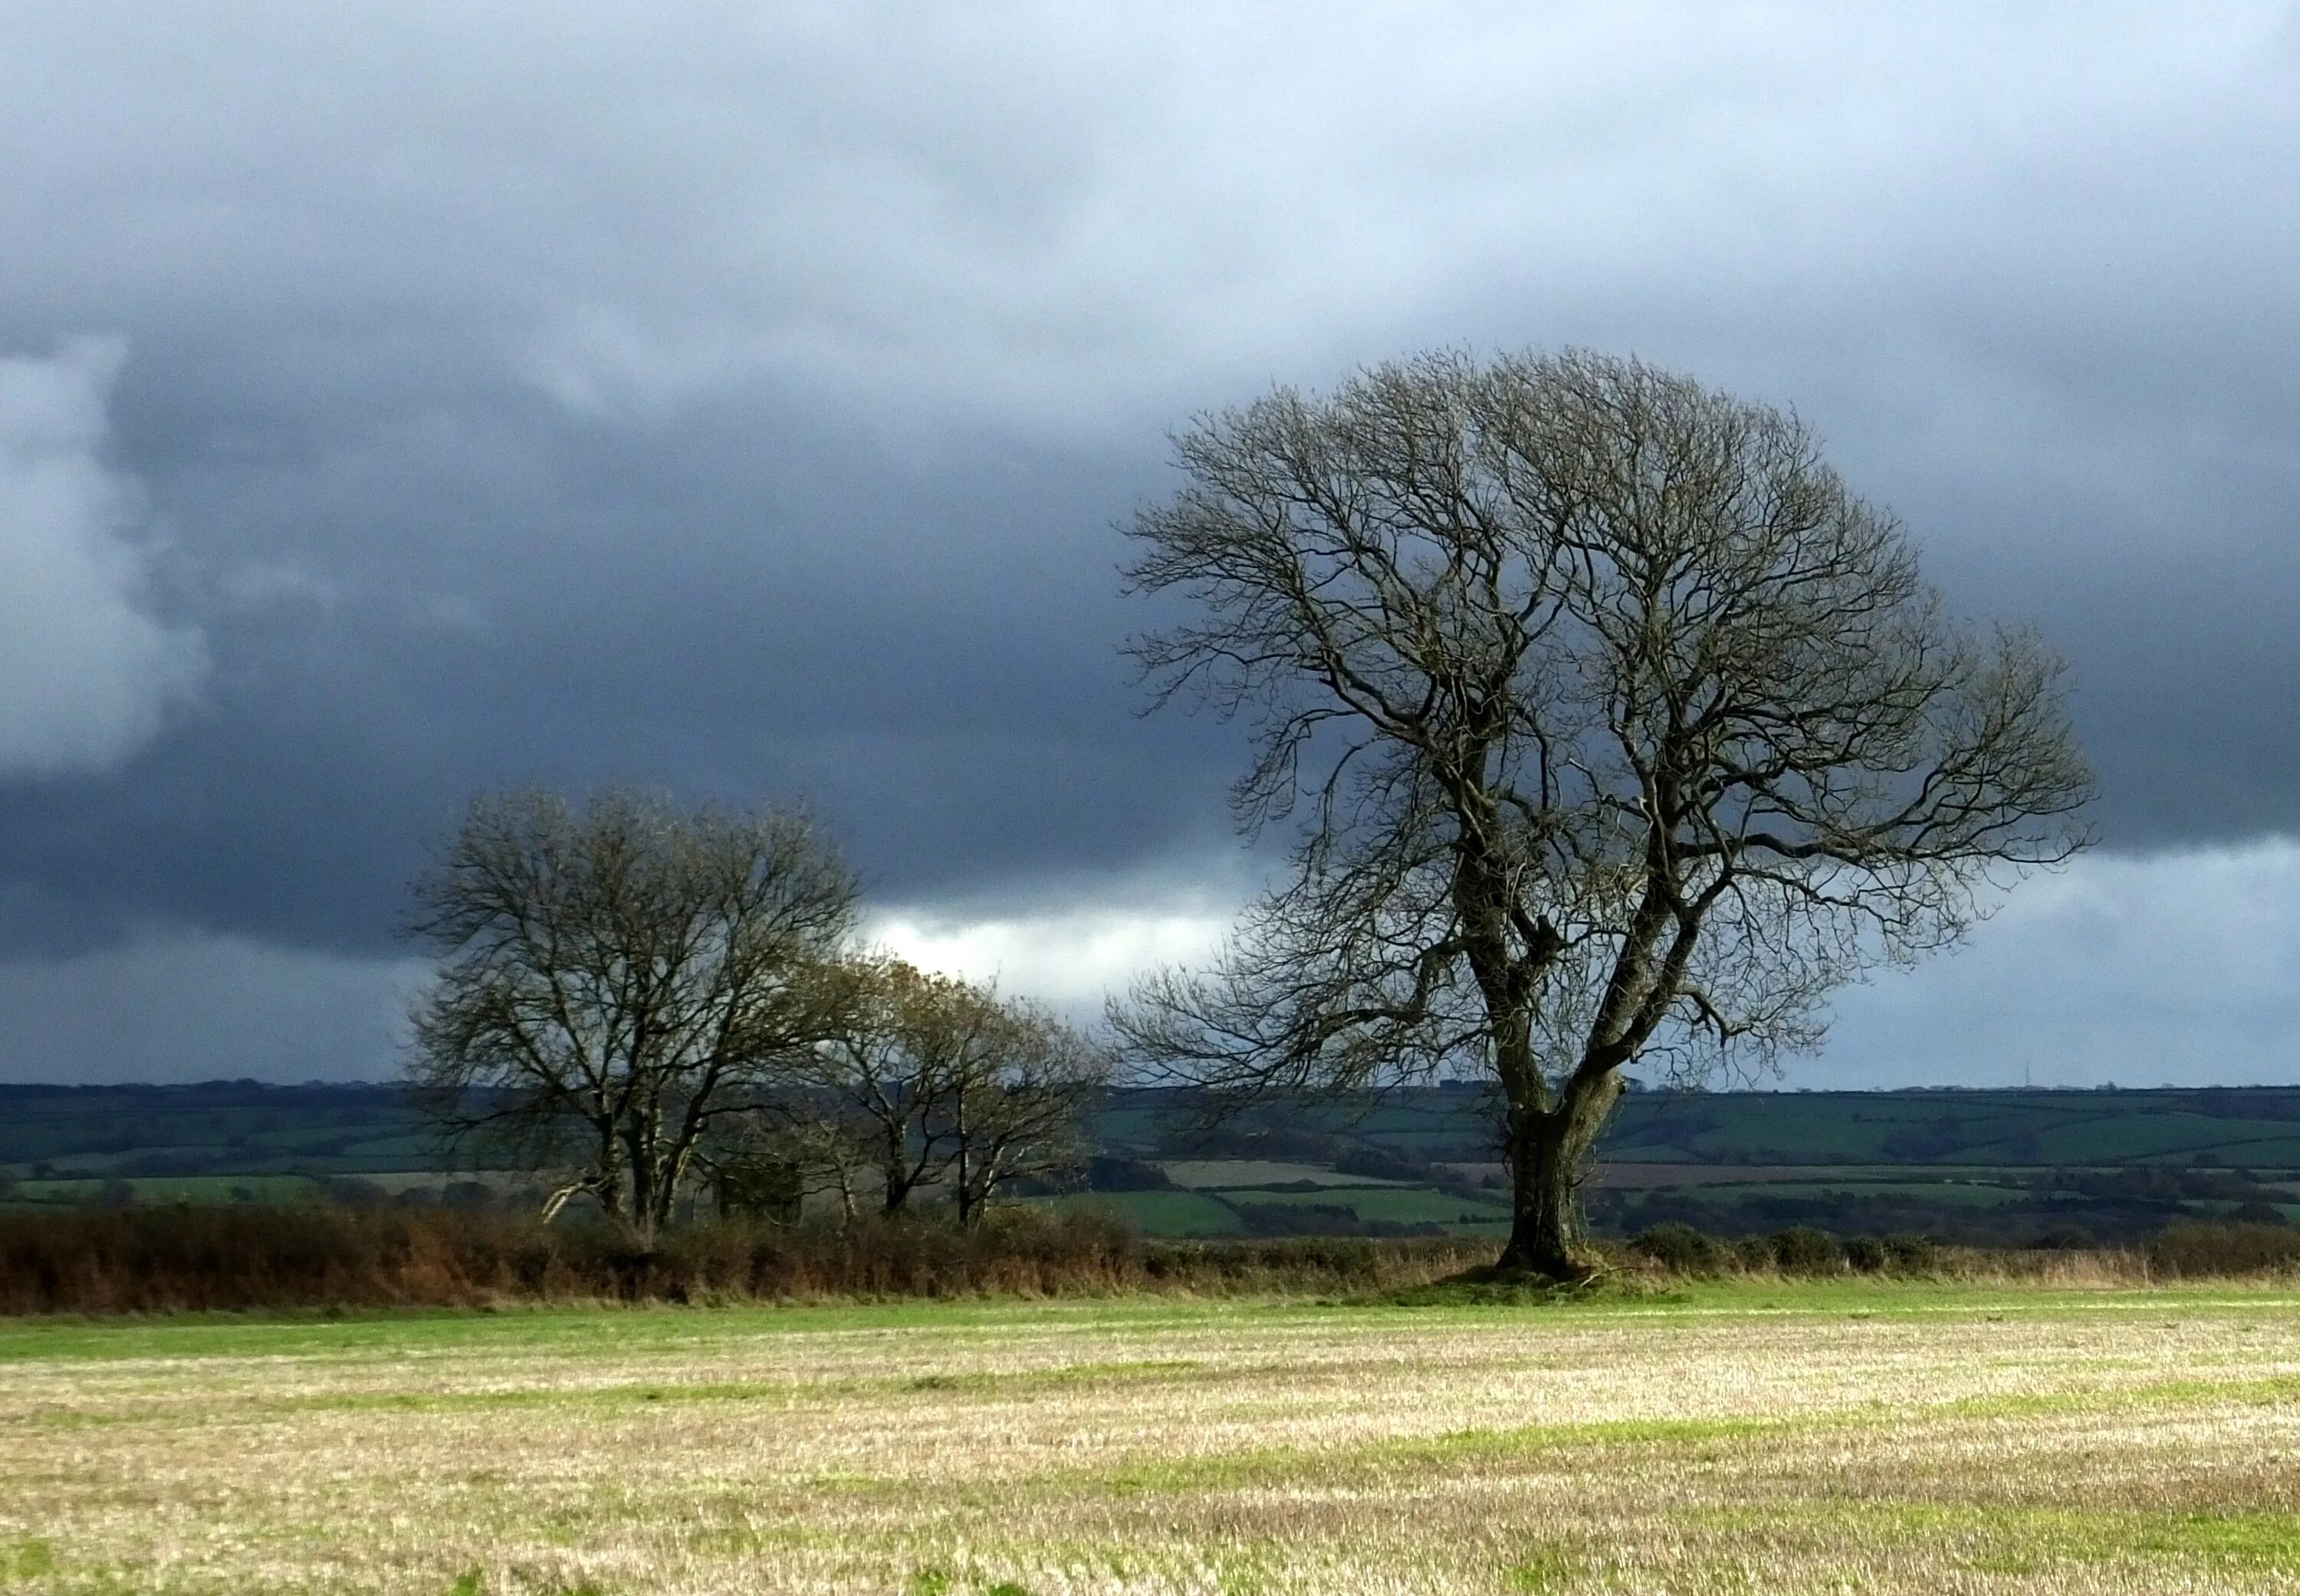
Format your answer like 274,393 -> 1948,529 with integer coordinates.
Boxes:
1043,1185 -> 1514,1238
6,1174 -> 324,1206
1672,1178 -> 2029,1207
1042,1191 -> 1247,1235
1223,1187 -> 1512,1225
4,1281 -> 2300,1592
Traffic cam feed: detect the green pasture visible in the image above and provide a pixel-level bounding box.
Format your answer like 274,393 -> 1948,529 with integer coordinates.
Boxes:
1221,1186 -> 1512,1226
1051,1191 -> 1246,1235
4,1174 -> 323,1207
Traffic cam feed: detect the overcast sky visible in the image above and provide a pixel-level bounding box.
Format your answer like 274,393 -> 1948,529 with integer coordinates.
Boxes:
2,2 -> 2297,1088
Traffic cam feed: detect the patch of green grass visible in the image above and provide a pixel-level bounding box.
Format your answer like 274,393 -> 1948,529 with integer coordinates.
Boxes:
1221,1187 -> 1510,1225
5,1279 -> 2297,1371
1159,1160 -> 1403,1189
1671,1178 -> 2027,1207
1504,1541 -> 1591,1592
1040,1190 -> 1245,1235
10,1273 -> 2300,1594
1697,1500 -> 2300,1575
9,1174 -> 322,1206
1379,1269 -> 1676,1309
0,1296 -> 1244,1364
1096,1360 -> 2300,1502
2,1538 -> 57,1578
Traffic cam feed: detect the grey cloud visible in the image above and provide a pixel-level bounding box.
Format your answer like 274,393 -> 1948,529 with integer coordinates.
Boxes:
1791,842 -> 2300,1089
0,341 -> 205,777
0,932 -> 425,1085
2,4 -> 2298,1079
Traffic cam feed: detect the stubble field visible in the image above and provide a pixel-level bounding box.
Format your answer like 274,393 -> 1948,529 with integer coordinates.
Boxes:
3,1282 -> 2299,1594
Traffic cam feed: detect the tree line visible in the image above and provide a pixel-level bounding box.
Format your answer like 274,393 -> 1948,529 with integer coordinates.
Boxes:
405,790 -> 1108,1250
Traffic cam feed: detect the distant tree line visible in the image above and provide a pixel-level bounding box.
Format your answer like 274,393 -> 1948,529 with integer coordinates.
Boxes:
403,790 -> 1110,1250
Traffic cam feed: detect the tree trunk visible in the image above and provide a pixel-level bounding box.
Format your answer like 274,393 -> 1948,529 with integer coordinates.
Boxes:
1495,1072 -> 1621,1280
880,1121 -> 912,1215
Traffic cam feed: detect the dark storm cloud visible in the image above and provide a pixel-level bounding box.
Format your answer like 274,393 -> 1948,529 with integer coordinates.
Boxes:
2,3 -> 2299,1080
0,387 -> 1238,956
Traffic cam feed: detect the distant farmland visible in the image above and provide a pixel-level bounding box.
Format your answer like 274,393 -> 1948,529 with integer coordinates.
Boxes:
5,1081 -> 2298,1243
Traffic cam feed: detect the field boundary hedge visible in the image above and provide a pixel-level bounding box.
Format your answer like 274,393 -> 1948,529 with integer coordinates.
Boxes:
0,1205 -> 1497,1314
3,1206 -> 2295,1314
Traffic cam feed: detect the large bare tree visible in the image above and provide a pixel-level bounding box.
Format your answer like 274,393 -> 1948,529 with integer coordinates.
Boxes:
406,789 -> 856,1249
1114,350 -> 2091,1278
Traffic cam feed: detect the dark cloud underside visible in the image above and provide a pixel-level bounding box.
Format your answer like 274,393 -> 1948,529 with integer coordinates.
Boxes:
2,5 -> 2297,1079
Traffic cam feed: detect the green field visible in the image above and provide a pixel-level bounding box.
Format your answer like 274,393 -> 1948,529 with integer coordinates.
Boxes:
1223,1186 -> 1511,1226
1042,1188 -> 1503,1237
1053,1190 -> 1247,1234
8,1174 -> 321,1206
3,1284 -> 2299,1593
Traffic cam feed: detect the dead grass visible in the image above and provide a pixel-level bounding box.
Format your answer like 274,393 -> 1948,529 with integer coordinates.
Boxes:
2,1283 -> 2298,1592
0,1206 -> 1490,1313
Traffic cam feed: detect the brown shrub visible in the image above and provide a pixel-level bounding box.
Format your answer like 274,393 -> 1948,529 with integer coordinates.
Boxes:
0,1204 -> 1484,1315
2146,1221 -> 2300,1279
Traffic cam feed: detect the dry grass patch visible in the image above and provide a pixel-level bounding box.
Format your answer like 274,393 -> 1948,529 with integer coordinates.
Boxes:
2,1286 -> 2298,1593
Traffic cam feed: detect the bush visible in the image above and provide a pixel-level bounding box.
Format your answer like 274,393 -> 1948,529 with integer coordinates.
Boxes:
1142,1234 -> 1478,1292
1842,1235 -> 1888,1273
2147,1221 -> 2300,1279
1884,1233 -> 1941,1274
316,1177 -> 387,1210
0,1203 -> 1490,1314
1769,1227 -> 1843,1274
1628,1222 -> 1721,1276
1083,1155 -> 1174,1191
1237,1201 -> 1359,1236
1331,1144 -> 1431,1183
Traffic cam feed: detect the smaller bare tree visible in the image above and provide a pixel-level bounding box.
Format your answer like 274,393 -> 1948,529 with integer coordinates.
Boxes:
405,789 -> 855,1250
941,996 -> 1112,1227
772,958 -> 1109,1223
698,1114 -> 861,1224
787,956 -> 967,1216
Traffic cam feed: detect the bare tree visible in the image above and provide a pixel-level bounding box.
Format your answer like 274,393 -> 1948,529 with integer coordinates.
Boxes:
405,789 -> 856,1250
943,994 -> 1111,1227
1114,350 -> 2091,1279
700,1112 -> 874,1225
788,956 -> 967,1216
773,958 -> 1109,1223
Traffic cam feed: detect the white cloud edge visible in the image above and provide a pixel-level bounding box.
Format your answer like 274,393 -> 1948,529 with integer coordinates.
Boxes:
3,841 -> 2295,1086
0,337 -> 207,777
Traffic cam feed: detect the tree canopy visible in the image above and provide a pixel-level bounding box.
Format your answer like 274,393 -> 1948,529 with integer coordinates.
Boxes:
406,790 -> 856,1248
1115,349 -> 2092,1276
